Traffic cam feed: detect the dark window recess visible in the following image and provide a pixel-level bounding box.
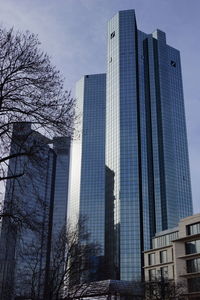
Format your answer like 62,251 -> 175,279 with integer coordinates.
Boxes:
171,60 -> 176,67
86,75 -> 89,78
149,269 -> 156,281
109,57 -> 112,63
161,266 -> 168,279
160,250 -> 167,263
148,253 -> 155,265
110,31 -> 115,39
187,222 -> 200,235
187,258 -> 200,273
186,240 -> 200,255
188,277 -> 200,292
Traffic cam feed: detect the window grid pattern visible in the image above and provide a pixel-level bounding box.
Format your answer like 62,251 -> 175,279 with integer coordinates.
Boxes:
168,46 -> 193,220
68,74 -> 106,252
153,231 -> 178,248
106,10 -> 193,281
107,10 -> 142,281
145,36 -> 163,234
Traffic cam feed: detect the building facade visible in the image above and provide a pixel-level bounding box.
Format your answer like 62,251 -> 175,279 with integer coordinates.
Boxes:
106,9 -> 193,281
68,74 -> 106,278
51,136 -> 71,238
144,214 -> 200,299
0,123 -> 71,299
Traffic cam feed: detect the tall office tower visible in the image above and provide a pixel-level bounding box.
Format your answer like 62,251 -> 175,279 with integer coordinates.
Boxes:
0,123 -> 53,299
0,123 -> 71,299
43,136 -> 71,298
106,10 -> 193,281
51,136 -> 71,238
68,74 -> 106,278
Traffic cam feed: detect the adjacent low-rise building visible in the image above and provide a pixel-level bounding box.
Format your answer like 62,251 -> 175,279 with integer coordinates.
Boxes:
144,213 -> 200,299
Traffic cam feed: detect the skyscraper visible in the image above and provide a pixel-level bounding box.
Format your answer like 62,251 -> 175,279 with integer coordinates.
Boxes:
51,136 -> 71,238
68,74 -> 106,277
0,123 -> 71,299
0,123 -> 53,299
106,10 -> 193,281
68,9 -> 193,283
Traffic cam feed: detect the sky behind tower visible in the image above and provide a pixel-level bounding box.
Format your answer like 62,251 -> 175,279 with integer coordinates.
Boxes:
0,0 -> 199,213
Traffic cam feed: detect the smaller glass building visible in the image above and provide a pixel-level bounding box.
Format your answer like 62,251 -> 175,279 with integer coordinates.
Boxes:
68,74 -> 106,259
0,124 -> 71,299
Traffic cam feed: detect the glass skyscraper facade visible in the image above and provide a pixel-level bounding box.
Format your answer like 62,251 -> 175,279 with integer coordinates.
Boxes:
68,74 -> 106,257
106,10 -> 193,281
51,137 -> 71,238
0,124 -> 71,299
0,123 -> 54,299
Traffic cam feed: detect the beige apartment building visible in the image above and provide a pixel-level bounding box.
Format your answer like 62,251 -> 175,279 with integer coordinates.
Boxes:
144,214 -> 200,299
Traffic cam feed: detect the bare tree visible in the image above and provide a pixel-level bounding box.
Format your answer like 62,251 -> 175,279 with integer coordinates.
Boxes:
144,278 -> 187,300
15,233 -> 46,300
44,217 -> 101,300
0,122 -> 52,224
0,195 -> 48,300
0,26 -> 76,300
0,23 -> 75,248
12,217 -> 100,300
0,26 -> 76,182
0,124 -> 56,300
67,279 -> 144,300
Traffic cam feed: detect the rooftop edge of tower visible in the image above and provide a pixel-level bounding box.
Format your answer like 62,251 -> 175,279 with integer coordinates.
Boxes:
108,9 -> 136,23
152,29 -> 166,43
108,10 -> 168,44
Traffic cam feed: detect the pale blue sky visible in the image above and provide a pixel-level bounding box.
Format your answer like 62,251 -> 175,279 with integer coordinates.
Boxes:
0,0 -> 199,213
